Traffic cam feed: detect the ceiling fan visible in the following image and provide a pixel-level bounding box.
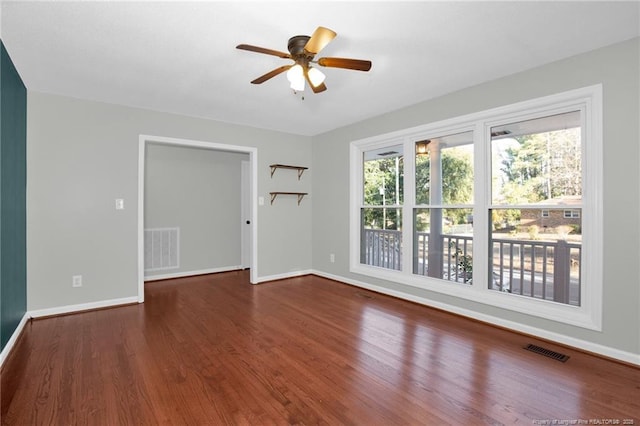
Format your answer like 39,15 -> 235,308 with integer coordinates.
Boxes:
236,26 -> 372,94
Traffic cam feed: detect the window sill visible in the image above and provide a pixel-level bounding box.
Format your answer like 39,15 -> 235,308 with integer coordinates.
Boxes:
350,263 -> 601,331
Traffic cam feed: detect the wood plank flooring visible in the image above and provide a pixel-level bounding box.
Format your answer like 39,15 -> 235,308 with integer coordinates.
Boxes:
2,271 -> 639,425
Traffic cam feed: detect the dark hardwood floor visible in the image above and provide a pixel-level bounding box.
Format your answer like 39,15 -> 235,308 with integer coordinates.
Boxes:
2,271 -> 639,425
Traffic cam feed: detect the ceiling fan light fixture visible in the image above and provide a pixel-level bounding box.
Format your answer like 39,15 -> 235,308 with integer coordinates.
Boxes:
307,67 -> 326,88
237,26 -> 372,94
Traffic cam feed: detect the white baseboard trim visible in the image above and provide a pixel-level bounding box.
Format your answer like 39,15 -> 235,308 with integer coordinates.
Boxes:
0,313 -> 30,369
28,296 -> 139,319
312,270 -> 640,366
144,266 -> 242,282
255,269 -> 313,284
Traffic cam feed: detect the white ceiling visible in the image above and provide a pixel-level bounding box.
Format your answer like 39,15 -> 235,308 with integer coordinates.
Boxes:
2,1 -> 638,136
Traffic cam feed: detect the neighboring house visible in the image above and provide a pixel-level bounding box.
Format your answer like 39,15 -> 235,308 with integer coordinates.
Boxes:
520,195 -> 582,232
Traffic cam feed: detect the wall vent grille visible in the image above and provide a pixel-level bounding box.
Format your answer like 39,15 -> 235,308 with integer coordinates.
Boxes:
524,344 -> 570,362
144,228 -> 179,272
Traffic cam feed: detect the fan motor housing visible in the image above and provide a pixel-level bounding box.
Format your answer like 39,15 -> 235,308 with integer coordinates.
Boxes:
288,35 -> 312,60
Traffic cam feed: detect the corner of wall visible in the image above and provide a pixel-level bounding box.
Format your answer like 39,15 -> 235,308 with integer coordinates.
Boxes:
0,40 -> 28,351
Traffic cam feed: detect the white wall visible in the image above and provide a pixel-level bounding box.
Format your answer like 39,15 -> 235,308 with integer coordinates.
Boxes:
26,93 -> 312,310
311,38 -> 640,360
144,144 -> 248,277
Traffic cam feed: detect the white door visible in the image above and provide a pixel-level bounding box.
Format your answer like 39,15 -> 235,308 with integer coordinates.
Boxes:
240,160 -> 251,269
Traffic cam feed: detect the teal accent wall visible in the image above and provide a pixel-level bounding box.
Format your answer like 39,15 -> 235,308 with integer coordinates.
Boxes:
0,40 -> 27,351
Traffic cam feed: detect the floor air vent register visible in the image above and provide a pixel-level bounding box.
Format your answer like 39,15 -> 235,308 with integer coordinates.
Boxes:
524,344 -> 570,362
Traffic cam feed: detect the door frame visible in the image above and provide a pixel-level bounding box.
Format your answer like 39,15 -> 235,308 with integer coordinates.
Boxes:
240,160 -> 251,269
137,135 -> 258,303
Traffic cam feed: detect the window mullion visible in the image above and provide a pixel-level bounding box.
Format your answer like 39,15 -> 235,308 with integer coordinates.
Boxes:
402,137 -> 415,274
471,122 -> 490,293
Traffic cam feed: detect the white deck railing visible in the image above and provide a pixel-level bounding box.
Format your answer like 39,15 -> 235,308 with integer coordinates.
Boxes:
361,228 -> 402,270
362,229 -> 581,306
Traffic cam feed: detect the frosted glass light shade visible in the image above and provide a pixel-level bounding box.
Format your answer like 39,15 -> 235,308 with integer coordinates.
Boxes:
286,64 -> 303,82
307,67 -> 326,87
287,64 -> 305,91
290,78 -> 305,91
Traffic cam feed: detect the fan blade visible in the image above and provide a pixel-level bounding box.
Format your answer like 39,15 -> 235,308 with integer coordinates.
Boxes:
236,44 -> 291,59
317,57 -> 372,71
304,71 -> 327,94
310,81 -> 327,94
304,26 -> 336,55
251,65 -> 292,84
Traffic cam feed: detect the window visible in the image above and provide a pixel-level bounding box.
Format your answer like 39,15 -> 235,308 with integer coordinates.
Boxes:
563,210 -> 580,218
490,111 -> 583,306
350,85 -> 602,330
414,132 -> 474,284
360,145 -> 403,270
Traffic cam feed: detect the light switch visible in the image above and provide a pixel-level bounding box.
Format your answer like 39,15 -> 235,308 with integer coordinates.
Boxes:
258,196 -> 264,206
115,199 -> 124,210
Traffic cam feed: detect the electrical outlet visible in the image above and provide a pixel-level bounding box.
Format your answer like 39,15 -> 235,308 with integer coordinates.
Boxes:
72,275 -> 82,287
330,253 -> 335,263
115,199 -> 124,210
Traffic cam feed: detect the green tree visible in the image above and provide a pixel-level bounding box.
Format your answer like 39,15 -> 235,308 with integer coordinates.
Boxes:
363,156 -> 403,229
415,149 -> 473,206
494,127 -> 581,230
415,148 -> 473,225
500,135 -> 547,203
499,128 -> 581,204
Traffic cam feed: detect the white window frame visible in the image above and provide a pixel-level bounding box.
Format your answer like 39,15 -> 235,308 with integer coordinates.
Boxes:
350,85 -> 602,330
541,210 -> 550,218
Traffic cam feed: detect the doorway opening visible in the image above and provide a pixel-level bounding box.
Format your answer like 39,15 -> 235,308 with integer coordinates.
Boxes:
137,135 -> 258,303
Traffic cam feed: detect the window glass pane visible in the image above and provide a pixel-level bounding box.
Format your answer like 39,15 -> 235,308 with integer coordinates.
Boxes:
363,145 -> 404,206
490,110 -> 583,306
491,111 -> 582,205
416,132 -> 474,205
490,208 -> 581,305
414,208 -> 473,284
414,131 -> 474,282
563,210 -> 580,218
361,207 -> 402,270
